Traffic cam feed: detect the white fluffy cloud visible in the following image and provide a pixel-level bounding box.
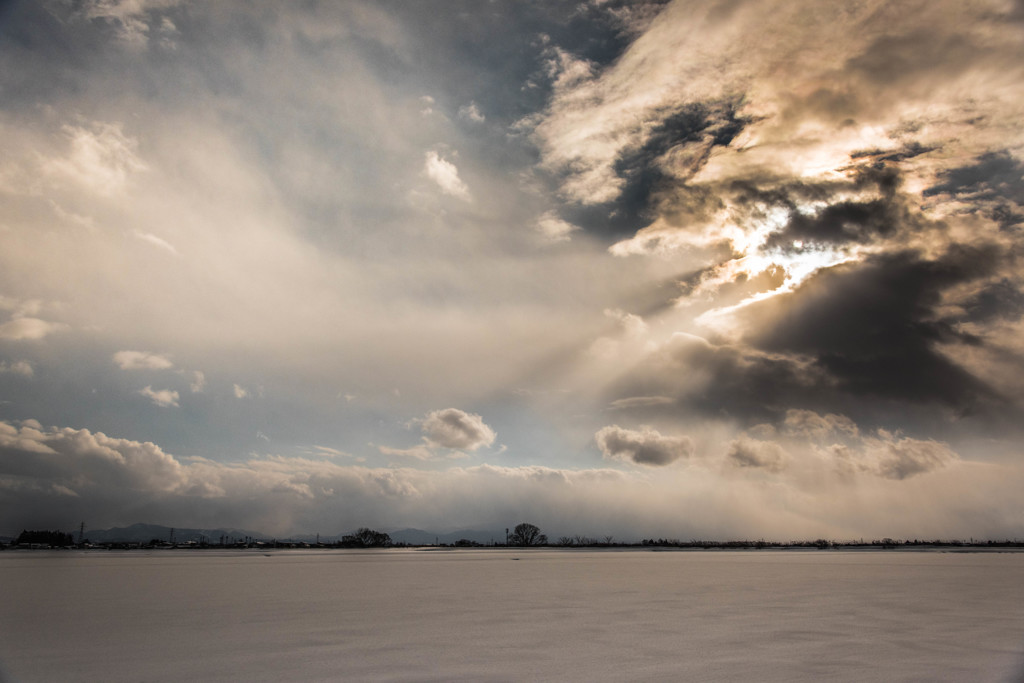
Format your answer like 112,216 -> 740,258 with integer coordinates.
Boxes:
0,419 -> 185,492
420,408 -> 496,451
138,386 -> 180,407
0,318 -> 67,341
424,150 -> 471,200
535,211 -> 580,243
378,408 -> 497,461
113,351 -> 174,370
457,101 -> 485,123
595,425 -> 693,466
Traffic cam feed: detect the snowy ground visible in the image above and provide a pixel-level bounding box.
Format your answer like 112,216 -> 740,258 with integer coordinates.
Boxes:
1,549 -> 1022,682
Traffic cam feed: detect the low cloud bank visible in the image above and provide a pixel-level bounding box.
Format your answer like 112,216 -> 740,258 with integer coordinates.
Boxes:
1,418 -> 1018,542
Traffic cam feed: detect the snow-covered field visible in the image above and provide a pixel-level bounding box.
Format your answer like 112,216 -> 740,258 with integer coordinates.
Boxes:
1,549 -> 1022,682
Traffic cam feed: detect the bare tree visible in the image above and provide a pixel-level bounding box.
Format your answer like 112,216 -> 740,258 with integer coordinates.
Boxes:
346,528 -> 391,547
557,536 -> 574,547
509,522 -> 547,546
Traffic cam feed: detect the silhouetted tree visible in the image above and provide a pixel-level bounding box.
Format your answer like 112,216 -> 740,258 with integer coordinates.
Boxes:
509,522 -> 546,546
352,528 -> 391,547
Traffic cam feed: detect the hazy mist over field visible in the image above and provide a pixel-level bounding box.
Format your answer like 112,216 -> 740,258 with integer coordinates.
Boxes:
2,0 -> 1024,540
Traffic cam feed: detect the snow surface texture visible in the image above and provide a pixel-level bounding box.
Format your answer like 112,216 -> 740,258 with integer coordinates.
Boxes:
1,550 -> 1022,682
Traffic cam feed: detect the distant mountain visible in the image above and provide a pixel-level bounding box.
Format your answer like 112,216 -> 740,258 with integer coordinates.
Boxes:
83,523 -> 265,544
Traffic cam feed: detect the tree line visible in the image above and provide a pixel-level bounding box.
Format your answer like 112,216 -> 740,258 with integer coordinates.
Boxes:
7,524 -> 1023,550
13,530 -> 75,547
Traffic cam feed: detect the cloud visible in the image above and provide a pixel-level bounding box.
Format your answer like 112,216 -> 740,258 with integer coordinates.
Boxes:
424,151 -> 471,200
0,318 -> 67,341
782,409 -> 858,440
745,247 -> 1001,412
604,332 -> 828,424
0,418 -> 1017,540
113,350 -> 174,370
419,408 -> 496,451
525,0 -> 1024,418
0,420 -> 56,455
0,419 -> 184,491
457,101 -> 485,123
377,409 -> 497,461
189,371 -> 206,393
604,238 -> 1012,428
377,444 -> 439,461
608,396 -> 674,411
863,431 -> 960,481
138,386 -> 180,407
44,122 -> 146,195
727,437 -> 788,473
310,445 -> 350,459
532,0 -> 1024,211
1,1 -> 1022,543
728,409 -> 959,482
0,297 -> 42,319
132,230 -> 178,254
0,361 -> 33,377
79,0 -> 184,49
535,211 -> 580,243
595,425 -> 693,466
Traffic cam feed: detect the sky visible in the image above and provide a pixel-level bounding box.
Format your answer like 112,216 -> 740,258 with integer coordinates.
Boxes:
1,0 -> 1024,541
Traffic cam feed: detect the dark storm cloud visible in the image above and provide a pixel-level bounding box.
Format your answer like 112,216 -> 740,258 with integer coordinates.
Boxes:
962,278 -> 1024,323
757,163 -> 927,250
606,240 -> 1017,426
748,246 -> 1002,412
925,151 -> 1024,206
769,197 -> 898,247
561,99 -> 753,240
850,140 -> 938,164
605,334 -> 830,423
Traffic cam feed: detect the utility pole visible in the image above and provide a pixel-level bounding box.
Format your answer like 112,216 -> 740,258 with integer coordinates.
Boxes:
78,522 -> 85,545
